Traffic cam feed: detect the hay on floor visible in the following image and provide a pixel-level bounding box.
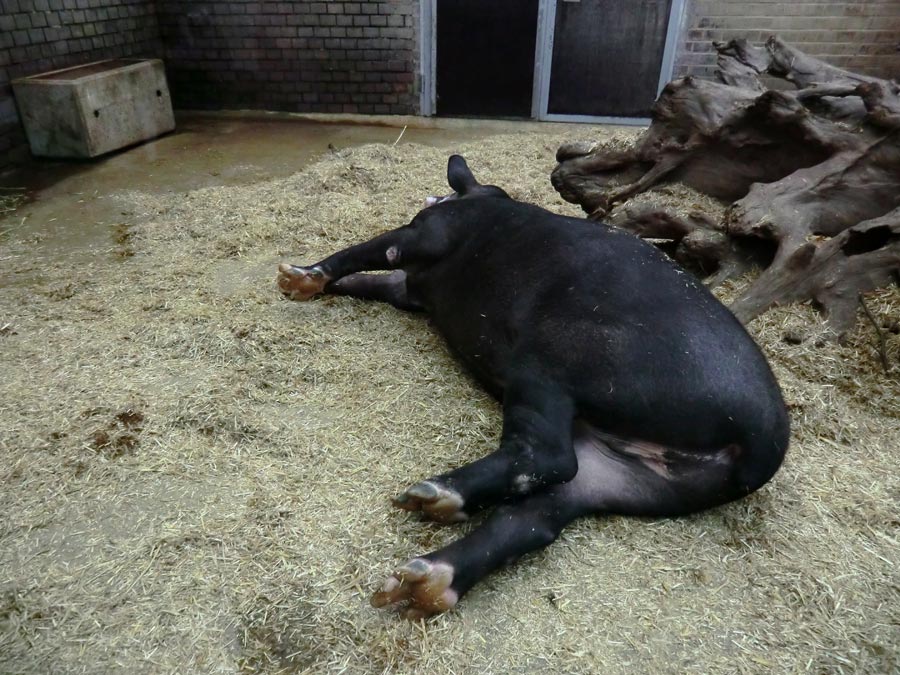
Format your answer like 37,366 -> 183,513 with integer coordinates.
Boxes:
0,128 -> 898,674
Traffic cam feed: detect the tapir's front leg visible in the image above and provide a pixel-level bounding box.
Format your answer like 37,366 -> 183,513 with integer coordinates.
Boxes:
277,225 -> 434,301
327,271 -> 423,311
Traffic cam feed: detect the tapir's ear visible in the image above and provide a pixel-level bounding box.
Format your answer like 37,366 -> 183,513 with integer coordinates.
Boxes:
447,155 -> 479,195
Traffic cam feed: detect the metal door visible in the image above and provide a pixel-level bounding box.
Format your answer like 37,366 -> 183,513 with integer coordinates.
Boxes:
434,0 -> 540,117
546,0 -> 674,118
420,0 -> 685,123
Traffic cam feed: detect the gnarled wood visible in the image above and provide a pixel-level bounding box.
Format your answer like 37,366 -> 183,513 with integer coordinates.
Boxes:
552,36 -> 900,337
730,208 -> 900,336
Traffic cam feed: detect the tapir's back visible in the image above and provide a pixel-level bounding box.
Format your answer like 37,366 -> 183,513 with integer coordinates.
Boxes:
411,198 -> 788,451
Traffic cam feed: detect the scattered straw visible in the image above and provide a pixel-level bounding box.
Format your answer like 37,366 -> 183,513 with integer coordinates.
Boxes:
1,128 -> 897,674
0,188 -> 28,226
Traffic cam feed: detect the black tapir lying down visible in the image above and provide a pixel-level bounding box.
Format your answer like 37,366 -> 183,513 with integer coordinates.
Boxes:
277,155 -> 789,620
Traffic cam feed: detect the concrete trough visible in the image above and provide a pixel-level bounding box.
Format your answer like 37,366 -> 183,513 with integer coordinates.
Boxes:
12,59 -> 175,159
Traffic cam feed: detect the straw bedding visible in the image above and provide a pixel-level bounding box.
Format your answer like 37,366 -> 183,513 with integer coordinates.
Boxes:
1,128 -> 898,674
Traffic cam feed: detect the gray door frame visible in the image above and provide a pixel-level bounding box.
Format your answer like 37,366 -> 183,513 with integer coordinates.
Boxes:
420,0 -> 686,124
419,0 -> 437,116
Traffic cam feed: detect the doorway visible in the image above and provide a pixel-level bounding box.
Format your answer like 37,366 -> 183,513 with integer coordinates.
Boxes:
547,0 -> 674,118
433,0 -> 540,117
421,0 -> 685,123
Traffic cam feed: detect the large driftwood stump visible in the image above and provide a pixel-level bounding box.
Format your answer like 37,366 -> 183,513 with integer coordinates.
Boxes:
552,36 -> 900,337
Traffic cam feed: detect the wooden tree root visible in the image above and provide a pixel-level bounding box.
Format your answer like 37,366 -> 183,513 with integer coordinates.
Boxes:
551,36 -> 900,337
730,208 -> 900,336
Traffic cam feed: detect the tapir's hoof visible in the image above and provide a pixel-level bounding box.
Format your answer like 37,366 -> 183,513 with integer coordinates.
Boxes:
277,263 -> 328,301
370,558 -> 458,620
392,481 -> 467,523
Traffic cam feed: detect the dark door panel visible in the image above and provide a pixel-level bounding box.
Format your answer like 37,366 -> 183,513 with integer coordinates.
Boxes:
436,0 -> 539,117
548,0 -> 672,117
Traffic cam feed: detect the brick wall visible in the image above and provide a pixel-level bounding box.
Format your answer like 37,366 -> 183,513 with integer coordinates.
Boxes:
4,1 -> 897,171
1,1 -> 418,170
155,0 -> 419,115
0,0 -> 162,169
674,0 -> 900,80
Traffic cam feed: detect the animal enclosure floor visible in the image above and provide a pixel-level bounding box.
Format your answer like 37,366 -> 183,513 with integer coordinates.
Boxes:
0,113 -> 518,269
1,117 -> 898,674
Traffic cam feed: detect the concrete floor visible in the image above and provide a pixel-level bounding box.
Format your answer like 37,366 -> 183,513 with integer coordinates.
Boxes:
0,112 -> 579,259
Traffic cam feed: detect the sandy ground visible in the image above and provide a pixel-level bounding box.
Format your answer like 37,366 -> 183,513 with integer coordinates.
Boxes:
1,127 -> 898,674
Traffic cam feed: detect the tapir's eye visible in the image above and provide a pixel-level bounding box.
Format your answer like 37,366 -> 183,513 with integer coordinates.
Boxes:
424,192 -> 458,208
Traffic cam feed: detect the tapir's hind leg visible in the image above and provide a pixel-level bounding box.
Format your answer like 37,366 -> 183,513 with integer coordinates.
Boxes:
373,429 -> 751,619
373,440 -> 620,619
394,372 -> 577,523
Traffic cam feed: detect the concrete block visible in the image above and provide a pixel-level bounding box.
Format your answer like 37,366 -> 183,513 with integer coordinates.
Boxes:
12,58 -> 175,158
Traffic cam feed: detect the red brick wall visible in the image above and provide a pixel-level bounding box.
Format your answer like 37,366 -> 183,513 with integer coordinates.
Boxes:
674,0 -> 900,80
0,0 -> 162,169
156,0 -> 419,115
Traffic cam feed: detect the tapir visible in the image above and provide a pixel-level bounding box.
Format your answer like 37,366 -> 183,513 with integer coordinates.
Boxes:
276,155 -> 789,619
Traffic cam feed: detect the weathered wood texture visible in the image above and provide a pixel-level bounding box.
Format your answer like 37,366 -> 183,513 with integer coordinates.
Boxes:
552,36 -> 900,337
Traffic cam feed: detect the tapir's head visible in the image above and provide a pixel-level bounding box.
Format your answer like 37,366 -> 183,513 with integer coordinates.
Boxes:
424,155 -> 510,207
